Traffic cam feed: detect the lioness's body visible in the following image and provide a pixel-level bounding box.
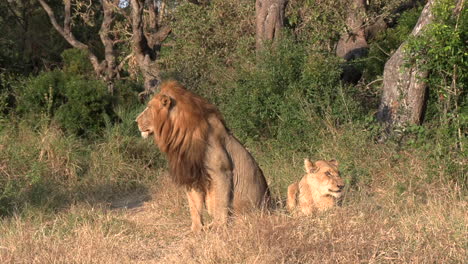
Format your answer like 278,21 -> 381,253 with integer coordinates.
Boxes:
287,159 -> 344,215
136,81 -> 269,232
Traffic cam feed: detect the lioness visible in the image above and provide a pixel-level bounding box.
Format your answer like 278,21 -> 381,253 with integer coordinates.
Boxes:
136,80 -> 270,232
287,159 -> 344,215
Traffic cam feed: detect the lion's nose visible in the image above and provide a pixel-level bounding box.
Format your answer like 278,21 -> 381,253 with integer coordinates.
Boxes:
337,184 -> 345,190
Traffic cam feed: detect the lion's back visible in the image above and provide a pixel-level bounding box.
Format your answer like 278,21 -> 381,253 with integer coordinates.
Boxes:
224,135 -> 270,212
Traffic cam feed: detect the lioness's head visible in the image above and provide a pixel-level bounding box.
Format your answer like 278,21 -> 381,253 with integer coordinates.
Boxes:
135,94 -> 172,139
304,158 -> 344,198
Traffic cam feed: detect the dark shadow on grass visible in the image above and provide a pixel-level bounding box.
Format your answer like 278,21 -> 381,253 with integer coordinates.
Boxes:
73,182 -> 152,210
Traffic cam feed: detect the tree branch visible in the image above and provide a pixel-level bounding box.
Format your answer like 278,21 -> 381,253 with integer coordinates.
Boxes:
99,1 -> 116,71
37,0 -> 102,74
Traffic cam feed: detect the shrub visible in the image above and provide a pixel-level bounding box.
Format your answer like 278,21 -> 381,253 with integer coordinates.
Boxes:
16,70 -> 116,137
160,0 -> 255,91
402,0 -> 467,187
54,77 -> 116,136
222,38 -> 306,144
61,48 -> 94,76
363,6 -> 422,80
222,36 -> 363,151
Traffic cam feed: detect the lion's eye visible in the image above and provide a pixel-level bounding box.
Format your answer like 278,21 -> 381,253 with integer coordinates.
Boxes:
325,171 -> 332,176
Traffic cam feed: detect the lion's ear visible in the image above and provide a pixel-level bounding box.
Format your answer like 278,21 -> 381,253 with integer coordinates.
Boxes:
304,158 -> 317,173
328,159 -> 339,167
160,94 -> 171,108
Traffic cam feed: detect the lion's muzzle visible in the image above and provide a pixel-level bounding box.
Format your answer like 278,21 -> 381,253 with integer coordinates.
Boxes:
141,131 -> 150,139
136,107 -> 154,139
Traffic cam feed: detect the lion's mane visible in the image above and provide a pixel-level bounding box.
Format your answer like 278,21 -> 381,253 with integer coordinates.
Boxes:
153,81 -> 224,188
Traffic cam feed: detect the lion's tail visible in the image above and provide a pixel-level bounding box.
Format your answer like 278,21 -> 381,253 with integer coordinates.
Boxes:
287,182 -> 299,211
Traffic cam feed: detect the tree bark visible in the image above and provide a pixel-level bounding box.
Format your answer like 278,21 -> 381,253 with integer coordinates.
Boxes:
336,0 -> 368,61
99,0 -> 119,94
336,0 -> 368,83
377,0 -> 435,135
130,0 -> 171,100
255,0 -> 287,51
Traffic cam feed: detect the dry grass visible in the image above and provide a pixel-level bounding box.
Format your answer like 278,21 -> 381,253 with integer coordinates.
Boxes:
1,155 -> 466,263
0,123 -> 466,263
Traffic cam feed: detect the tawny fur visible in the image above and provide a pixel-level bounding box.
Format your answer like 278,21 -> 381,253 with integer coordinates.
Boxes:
136,80 -> 270,232
287,159 -> 344,215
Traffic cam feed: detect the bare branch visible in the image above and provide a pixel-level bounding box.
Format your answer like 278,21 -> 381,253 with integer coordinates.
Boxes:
64,0 -> 71,35
153,25 -> 172,44
37,0 -> 101,73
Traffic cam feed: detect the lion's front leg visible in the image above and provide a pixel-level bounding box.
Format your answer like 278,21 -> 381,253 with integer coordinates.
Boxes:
186,188 -> 205,233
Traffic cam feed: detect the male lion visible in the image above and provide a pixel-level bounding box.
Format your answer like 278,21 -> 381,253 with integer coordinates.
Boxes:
136,80 -> 270,232
287,159 -> 344,215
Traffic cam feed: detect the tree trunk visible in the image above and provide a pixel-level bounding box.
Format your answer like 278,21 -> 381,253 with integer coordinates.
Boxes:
99,0 -> 118,94
255,0 -> 287,51
377,0 -> 435,135
130,0 -> 171,101
336,0 -> 368,83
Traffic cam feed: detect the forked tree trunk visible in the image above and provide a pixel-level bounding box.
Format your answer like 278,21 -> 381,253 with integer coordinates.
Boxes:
377,0 -> 435,135
255,0 -> 287,51
130,0 -> 171,101
39,0 -> 171,97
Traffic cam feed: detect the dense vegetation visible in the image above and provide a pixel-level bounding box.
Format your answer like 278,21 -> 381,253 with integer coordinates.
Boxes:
0,0 -> 466,262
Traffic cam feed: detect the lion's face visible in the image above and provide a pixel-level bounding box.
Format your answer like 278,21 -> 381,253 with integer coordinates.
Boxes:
305,159 -> 344,198
136,94 -> 171,139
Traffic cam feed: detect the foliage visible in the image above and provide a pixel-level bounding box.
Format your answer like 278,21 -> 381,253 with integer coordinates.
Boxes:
61,48 -> 94,76
0,107 -> 164,217
160,0 -> 255,91
0,0 -> 68,75
16,70 -> 116,137
286,0 -> 346,48
404,0 -> 467,159
222,36 -> 363,151
364,6 -> 423,80
0,73 -> 16,121
54,77 -> 117,136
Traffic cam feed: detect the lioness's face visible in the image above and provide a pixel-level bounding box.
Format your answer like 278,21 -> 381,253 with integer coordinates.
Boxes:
306,160 -> 344,198
136,94 -> 171,139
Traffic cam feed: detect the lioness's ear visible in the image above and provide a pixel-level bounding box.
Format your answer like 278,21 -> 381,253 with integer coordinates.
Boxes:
160,94 -> 171,108
304,158 -> 317,173
328,159 -> 339,167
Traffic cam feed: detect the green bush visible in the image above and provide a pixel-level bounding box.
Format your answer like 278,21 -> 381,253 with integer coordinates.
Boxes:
299,52 -> 361,122
61,48 -> 94,76
54,77 -> 116,136
222,36 -> 363,151
402,0 -> 467,186
16,70 -> 66,118
363,6 -> 422,80
16,70 -> 116,137
160,0 -> 255,91
222,38 -> 306,144
114,80 -> 144,109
